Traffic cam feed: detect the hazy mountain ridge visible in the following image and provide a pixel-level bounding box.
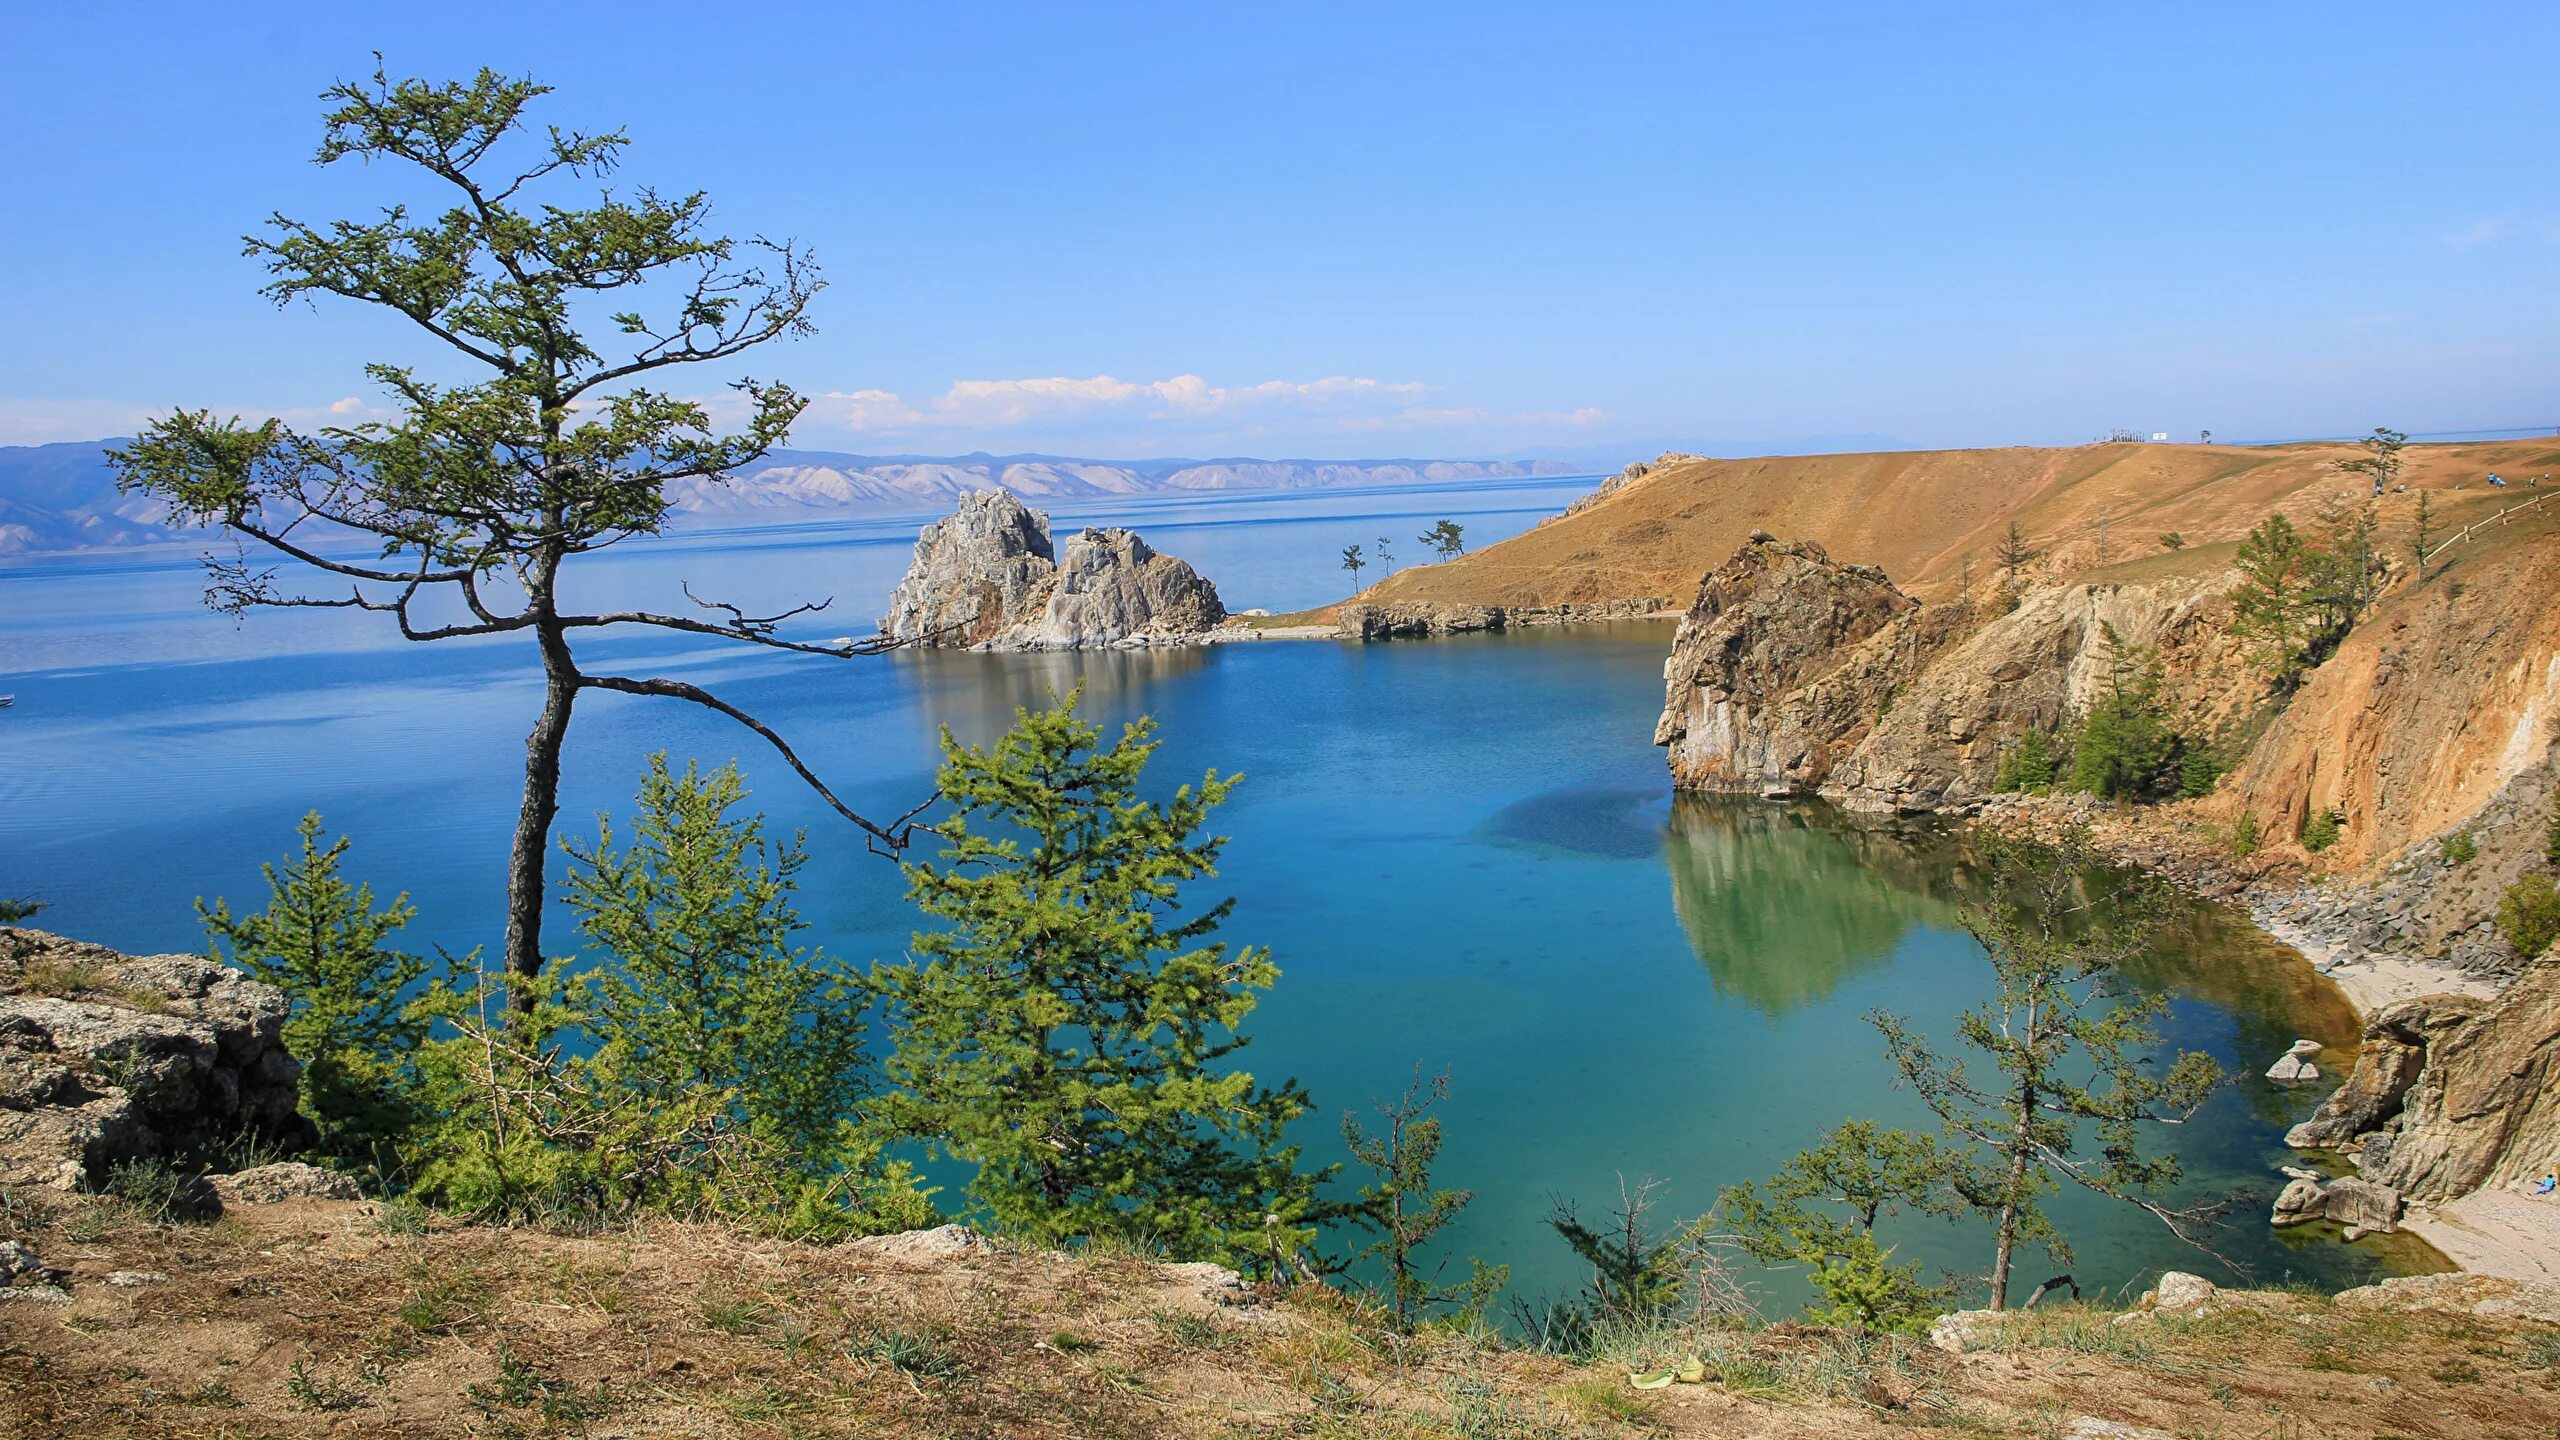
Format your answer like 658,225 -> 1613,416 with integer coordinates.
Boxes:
0,442 -> 1593,553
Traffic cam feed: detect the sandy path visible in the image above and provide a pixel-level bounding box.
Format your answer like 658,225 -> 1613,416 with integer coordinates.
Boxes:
2405,1190 -> 2560,1284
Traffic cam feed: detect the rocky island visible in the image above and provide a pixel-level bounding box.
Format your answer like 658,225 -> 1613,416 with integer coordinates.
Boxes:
879,489 -> 1228,651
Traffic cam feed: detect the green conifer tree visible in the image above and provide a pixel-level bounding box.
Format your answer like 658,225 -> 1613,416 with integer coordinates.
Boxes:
879,696 -> 1321,1266
202,813 -> 426,1171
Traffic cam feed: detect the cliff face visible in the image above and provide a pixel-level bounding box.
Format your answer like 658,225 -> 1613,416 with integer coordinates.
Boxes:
2365,964 -> 2560,1202
879,491 -> 1226,650
1653,536 -> 2237,812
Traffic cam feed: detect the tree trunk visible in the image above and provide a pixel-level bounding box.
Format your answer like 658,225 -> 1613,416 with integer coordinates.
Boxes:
1990,1078 -> 2037,1311
501,615 -> 578,1010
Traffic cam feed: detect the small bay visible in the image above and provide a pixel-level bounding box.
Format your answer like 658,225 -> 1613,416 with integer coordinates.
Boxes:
0,477 -> 2420,1309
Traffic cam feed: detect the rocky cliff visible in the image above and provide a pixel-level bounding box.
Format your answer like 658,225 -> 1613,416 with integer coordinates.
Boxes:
1,929 -> 308,1189
879,490 -> 1226,650
1652,535 -> 2243,812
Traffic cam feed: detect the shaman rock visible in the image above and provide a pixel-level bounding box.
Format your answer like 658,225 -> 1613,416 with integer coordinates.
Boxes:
878,491 -> 1225,650
879,489 -> 1060,647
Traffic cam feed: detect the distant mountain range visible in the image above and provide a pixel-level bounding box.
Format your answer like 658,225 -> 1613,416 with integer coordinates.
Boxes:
0,441 -> 1595,554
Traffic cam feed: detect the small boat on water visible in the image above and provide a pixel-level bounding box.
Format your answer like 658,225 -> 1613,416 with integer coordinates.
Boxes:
0,695 -> 13,709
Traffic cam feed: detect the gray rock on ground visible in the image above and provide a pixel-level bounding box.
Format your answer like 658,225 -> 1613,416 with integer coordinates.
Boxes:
209,1161 -> 362,1206
2,928 -> 309,1189
850,1223 -> 986,1264
2150,1271 -> 2217,1311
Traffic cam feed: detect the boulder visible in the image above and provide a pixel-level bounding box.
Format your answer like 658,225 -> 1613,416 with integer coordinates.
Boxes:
2151,1272 -> 2217,1311
2264,1039 -> 2323,1083
2270,1176 -> 2327,1226
2322,1176 -> 2403,1233
0,1240 -> 61,1288
1927,1308 -> 2003,1354
878,492 -> 1226,650
0,929 -> 309,1188
209,1161 -> 361,1206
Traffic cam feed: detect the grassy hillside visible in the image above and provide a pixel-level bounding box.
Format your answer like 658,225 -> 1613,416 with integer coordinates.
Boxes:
1360,438 -> 2560,608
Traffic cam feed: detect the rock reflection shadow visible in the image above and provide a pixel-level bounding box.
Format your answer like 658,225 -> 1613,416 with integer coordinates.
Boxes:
889,645 -> 1214,749
1660,796 -> 1968,1018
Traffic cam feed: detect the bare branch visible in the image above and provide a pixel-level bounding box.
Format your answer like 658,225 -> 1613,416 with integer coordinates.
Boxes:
577,672 -> 937,855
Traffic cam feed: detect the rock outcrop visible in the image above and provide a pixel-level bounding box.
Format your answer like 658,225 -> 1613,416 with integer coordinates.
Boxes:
1,929 -> 308,1189
1653,536 -> 2233,811
2361,962 -> 2560,1202
1652,537 -> 1921,797
2286,995 -> 2485,1152
1336,597 -> 1668,641
879,490 -> 1226,650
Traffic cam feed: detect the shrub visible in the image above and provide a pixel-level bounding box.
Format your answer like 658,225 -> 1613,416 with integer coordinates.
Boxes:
2497,875 -> 2560,960
2228,812 -> 2261,858
2177,746 -> 2223,798
2300,809 -> 2342,853
2442,831 -> 2477,865
2547,810 -> 2560,868
407,758 -> 935,1237
1996,730 -> 2059,793
201,812 -> 424,1174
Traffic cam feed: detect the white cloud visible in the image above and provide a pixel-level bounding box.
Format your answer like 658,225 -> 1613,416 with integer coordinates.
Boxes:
816,373 -> 1439,432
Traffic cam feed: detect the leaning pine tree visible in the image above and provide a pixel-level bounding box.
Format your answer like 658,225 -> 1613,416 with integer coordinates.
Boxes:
879,696 -> 1323,1269
1871,825 -> 2227,1310
109,65 -> 929,1006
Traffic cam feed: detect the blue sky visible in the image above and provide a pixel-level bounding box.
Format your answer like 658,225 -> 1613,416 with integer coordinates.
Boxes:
2,3 -> 2554,460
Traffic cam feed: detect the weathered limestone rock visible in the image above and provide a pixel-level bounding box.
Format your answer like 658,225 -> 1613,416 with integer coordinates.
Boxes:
209,1161 -> 362,1206
1,929 -> 308,1188
0,1240 -> 60,1288
2287,995 -> 2483,1151
2271,1175 -> 2326,1226
879,489 -> 1058,646
2351,964 -> 2560,1203
1028,528 -> 1227,648
850,1223 -> 986,1264
2265,1039 -> 2323,1083
1653,535 -> 2227,812
1927,1308 -> 2002,1354
2321,1175 -> 2403,1233
2063,1420 -> 2173,1440
2336,1271 -> 2560,1325
1654,537 -> 1919,797
878,492 -> 1225,650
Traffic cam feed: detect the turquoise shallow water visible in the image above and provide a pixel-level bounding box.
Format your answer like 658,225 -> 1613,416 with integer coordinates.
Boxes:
0,477 -> 2412,1310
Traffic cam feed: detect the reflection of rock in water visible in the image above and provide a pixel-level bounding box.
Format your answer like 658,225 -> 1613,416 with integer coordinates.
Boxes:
891,645 -> 1213,750
1481,786 -> 1670,859
1661,796 -> 1965,1018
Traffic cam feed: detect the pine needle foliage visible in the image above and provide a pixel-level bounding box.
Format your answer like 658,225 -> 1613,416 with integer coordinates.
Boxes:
202,813 -> 425,1172
879,695 -> 1322,1268
1871,825 -> 2227,1310
1720,1120 -> 1963,1332
1343,1066 -> 1502,1331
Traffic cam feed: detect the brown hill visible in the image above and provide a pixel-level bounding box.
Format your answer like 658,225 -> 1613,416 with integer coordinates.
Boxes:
1361,438 -> 2560,608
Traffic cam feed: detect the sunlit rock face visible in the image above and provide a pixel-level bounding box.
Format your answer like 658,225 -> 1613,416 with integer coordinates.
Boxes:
880,491 -> 1224,651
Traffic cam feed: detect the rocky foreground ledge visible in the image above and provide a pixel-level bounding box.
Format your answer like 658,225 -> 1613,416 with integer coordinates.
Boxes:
10,1190 -> 2560,1438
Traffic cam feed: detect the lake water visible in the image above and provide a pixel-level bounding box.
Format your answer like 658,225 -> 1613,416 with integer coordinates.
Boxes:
0,474 -> 2416,1309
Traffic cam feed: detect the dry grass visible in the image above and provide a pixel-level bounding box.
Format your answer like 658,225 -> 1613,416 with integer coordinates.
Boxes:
3,1194 -> 2558,1438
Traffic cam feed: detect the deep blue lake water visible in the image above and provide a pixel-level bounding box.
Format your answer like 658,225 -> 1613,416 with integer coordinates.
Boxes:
0,474 -> 2412,1311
